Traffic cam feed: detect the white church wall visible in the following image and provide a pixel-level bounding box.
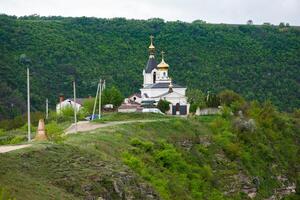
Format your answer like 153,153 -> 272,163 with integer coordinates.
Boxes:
143,73 -> 153,87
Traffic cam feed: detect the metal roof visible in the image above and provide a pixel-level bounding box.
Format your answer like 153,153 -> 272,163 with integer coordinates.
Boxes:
144,82 -> 184,89
145,57 -> 157,73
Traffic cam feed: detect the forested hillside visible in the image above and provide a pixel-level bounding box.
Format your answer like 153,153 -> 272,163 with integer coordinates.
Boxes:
0,14 -> 300,119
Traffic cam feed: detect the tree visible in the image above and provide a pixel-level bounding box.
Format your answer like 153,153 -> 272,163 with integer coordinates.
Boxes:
247,20 -> 253,25
218,90 -> 244,107
206,92 -> 220,108
102,86 -> 124,108
83,98 -> 95,114
157,99 -> 171,113
186,89 -> 206,112
279,22 -> 285,28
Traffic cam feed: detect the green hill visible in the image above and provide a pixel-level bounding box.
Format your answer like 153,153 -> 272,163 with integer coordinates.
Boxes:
0,14 -> 300,120
0,107 -> 299,199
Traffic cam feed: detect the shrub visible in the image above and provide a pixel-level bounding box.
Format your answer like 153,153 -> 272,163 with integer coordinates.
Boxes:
224,143 -> 241,160
130,138 -> 153,152
122,152 -> 143,170
82,98 -> 95,114
45,122 -> 64,143
9,135 -> 26,144
189,103 -> 198,113
218,89 -> 244,107
0,129 -> 5,136
102,86 -> 124,108
157,99 -> 171,113
200,165 -> 213,181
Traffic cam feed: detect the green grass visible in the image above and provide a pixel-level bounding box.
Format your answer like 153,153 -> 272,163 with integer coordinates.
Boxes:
0,112 -> 299,200
93,112 -> 168,123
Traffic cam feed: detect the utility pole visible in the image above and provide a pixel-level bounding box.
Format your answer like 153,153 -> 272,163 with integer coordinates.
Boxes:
27,67 -> 31,142
46,98 -> 49,120
92,81 -> 100,120
99,79 -> 102,119
73,81 -> 77,133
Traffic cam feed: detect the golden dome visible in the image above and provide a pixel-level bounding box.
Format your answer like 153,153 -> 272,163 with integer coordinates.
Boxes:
148,35 -> 155,52
157,51 -> 169,69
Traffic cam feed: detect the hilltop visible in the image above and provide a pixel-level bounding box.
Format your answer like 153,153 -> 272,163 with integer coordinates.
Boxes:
0,14 -> 300,120
0,106 -> 299,199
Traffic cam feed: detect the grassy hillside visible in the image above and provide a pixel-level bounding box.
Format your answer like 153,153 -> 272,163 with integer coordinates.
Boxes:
0,14 -> 300,120
1,108 -> 299,199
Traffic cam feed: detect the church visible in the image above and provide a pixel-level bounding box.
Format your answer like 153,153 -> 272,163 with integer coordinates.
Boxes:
139,36 -> 189,115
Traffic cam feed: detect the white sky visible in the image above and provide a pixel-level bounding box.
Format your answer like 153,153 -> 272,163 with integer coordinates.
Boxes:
1,0 -> 300,25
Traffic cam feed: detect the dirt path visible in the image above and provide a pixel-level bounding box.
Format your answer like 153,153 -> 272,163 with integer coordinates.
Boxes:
0,119 -> 168,153
65,119 -> 169,134
0,144 -> 32,154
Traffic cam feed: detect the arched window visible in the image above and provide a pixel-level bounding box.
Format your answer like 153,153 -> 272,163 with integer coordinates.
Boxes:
176,103 -> 180,111
153,72 -> 156,83
163,72 -> 166,77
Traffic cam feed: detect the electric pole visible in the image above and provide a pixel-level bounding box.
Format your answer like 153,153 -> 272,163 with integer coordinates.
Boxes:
92,81 -> 100,120
73,81 -> 77,133
46,98 -> 49,120
27,67 -> 31,142
99,79 -> 102,119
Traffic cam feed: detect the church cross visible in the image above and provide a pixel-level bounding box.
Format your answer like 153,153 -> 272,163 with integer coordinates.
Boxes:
161,51 -> 165,60
150,35 -> 154,44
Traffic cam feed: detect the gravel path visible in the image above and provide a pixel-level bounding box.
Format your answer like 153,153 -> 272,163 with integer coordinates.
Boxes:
0,144 -> 32,154
65,119 -> 168,134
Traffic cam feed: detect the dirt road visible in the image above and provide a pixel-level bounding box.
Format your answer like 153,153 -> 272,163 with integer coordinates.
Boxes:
65,119 -> 168,134
0,144 -> 32,154
0,119 -> 168,153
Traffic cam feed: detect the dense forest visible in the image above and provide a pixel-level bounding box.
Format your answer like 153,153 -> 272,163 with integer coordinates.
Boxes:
0,14 -> 300,119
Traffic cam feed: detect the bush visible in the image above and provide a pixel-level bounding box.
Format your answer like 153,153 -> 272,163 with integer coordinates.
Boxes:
130,138 -> 153,152
122,152 -> 143,170
224,143 -> 241,160
45,122 -> 64,143
102,86 -> 124,108
218,89 -> 244,107
189,103 -> 198,113
157,99 -> 171,113
9,135 -> 26,144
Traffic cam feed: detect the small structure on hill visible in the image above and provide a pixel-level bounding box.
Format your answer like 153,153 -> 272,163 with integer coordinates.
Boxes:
56,95 -> 87,114
124,93 -> 142,104
35,119 -> 48,141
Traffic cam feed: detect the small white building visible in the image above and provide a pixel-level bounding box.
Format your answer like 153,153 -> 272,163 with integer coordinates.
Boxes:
124,93 -> 142,104
56,97 -> 83,114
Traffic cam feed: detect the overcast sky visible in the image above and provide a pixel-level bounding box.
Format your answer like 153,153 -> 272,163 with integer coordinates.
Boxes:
1,0 -> 300,25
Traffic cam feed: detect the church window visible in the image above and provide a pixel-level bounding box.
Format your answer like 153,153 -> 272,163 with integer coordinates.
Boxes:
153,72 -> 156,83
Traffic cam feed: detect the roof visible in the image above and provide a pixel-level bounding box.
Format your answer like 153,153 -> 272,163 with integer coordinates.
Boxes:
145,56 -> 157,73
67,98 -> 86,105
128,93 -> 142,98
118,104 -> 141,109
144,82 -> 184,89
152,90 -> 185,98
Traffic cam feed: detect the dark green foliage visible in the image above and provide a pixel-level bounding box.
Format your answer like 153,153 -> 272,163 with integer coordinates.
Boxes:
186,88 -> 206,112
206,92 -> 220,108
157,99 -> 170,113
0,14 -> 299,121
45,121 -> 64,143
0,112 -> 44,130
101,87 -> 124,108
218,89 -> 245,106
